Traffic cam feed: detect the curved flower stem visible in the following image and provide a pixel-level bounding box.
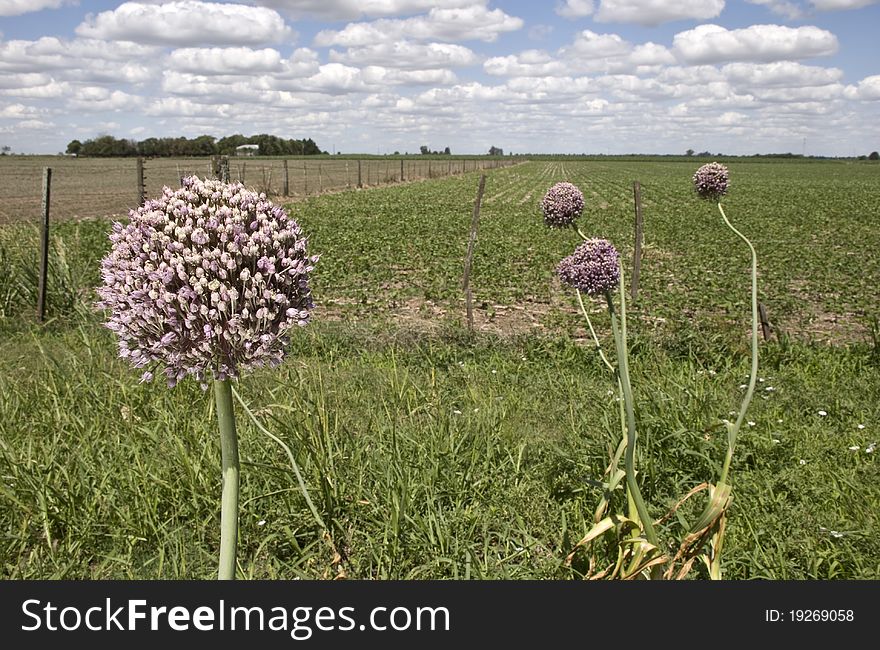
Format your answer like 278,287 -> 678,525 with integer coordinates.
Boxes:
232,386 -> 327,532
576,288 -> 614,374
214,378 -> 239,580
717,202 -> 759,487
604,272 -> 658,550
576,227 -> 589,241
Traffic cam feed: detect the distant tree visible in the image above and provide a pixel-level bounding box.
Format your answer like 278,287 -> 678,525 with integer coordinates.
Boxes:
443,146 -> 451,155
420,145 -> 429,155
686,148 -> 695,156
65,140 -> 82,155
869,151 -> 879,160
488,146 -> 503,156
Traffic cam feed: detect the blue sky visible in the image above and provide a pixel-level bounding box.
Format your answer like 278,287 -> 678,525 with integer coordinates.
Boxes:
1,0 -> 878,155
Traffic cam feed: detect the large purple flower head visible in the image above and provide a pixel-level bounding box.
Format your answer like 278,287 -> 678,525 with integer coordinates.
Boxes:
693,162 -> 730,201
97,176 -> 318,388
541,181 -> 585,228
557,238 -> 621,297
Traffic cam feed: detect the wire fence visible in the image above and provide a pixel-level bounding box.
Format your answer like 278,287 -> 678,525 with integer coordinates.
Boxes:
0,156 -> 518,224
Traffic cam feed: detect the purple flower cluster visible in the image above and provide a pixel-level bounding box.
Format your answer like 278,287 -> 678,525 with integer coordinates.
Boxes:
693,162 -> 730,201
541,182 -> 585,228
97,176 -> 318,388
556,239 -> 621,297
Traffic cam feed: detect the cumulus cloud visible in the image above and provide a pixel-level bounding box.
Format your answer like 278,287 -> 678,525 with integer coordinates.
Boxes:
722,61 -> 843,88
595,0 -> 725,26
254,0 -> 479,20
845,75 -> 880,100
673,24 -> 839,63
811,0 -> 878,9
313,5 -> 523,46
485,31 -> 674,77
75,1 -> 293,46
556,0 -> 595,18
167,47 -> 283,75
746,0 -> 805,19
0,0 -> 72,16
328,41 -> 478,70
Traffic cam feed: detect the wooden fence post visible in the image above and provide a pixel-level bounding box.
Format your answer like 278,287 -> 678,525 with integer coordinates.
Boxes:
462,174 -> 487,333
357,160 -> 363,188
283,159 -> 290,195
37,167 -> 52,323
136,157 -> 145,205
758,302 -> 773,341
630,180 -> 644,303
303,160 -> 308,194
400,159 -> 405,182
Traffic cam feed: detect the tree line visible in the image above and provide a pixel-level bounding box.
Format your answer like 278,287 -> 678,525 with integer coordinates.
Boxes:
65,134 -> 325,157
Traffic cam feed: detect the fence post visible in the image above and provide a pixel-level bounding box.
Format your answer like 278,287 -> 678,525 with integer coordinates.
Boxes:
758,302 -> 773,341
136,157 -> 145,205
400,159 -> 405,182
37,167 -> 52,323
283,159 -> 290,195
220,156 -> 230,183
462,174 -> 487,333
357,160 -> 363,188
630,180 -> 644,303
303,161 -> 307,194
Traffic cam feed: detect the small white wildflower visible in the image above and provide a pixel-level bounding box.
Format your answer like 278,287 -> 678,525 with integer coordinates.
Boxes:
453,410 -> 462,415
799,459 -> 807,465
491,369 -> 497,374
739,384 -> 747,389
473,408 -> 479,412
257,520 -> 267,527
748,421 -> 756,427
848,446 -> 860,451
777,419 -> 783,423
772,438 -> 780,444
857,424 -> 865,430
765,386 -> 775,392
866,443 -> 876,454
818,410 -> 827,416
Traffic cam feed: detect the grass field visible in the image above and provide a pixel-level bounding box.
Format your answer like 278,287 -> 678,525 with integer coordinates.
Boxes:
1,159 -> 878,579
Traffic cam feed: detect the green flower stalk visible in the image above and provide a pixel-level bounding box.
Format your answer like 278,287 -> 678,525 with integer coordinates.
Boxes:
97,177 -> 318,579
692,162 -> 759,578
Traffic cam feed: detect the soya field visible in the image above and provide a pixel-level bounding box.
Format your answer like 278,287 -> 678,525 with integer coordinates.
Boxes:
1,158 -> 878,579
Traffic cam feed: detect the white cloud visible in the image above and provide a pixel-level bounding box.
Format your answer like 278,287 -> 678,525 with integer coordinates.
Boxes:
0,102 -> 42,118
556,0 -> 594,18
561,30 -> 631,58
595,0 -> 725,26
313,6 -> 523,46
254,0 -> 479,20
811,0 -> 878,10
673,24 -> 839,63
845,75 -> 880,100
746,0 -> 805,19
76,1 -> 293,46
722,62 -> 843,88
0,0 -> 72,17
168,47 -> 283,75
0,72 -> 52,89
328,41 -> 478,70
67,87 -> 143,111
485,32 -> 674,78
145,97 -> 232,118
749,0 -> 878,15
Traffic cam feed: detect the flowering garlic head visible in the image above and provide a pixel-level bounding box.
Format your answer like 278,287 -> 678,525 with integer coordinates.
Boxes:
97,176 -> 317,388
693,162 -> 730,201
541,182 -> 585,228
556,238 -> 620,297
